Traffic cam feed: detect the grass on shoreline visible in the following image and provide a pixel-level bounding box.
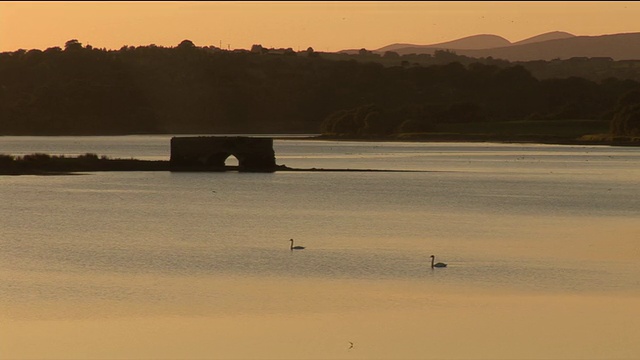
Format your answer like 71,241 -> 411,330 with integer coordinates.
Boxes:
0,153 -> 169,175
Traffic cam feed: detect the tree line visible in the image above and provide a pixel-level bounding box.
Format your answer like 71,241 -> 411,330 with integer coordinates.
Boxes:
1,39 -> 639,137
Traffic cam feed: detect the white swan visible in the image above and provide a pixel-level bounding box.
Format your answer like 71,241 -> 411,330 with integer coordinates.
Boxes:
430,255 -> 447,268
290,239 -> 305,250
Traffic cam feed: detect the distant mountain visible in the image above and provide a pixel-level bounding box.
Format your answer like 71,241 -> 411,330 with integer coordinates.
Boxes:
347,31 -> 640,61
377,34 -> 511,53
457,32 -> 640,61
512,31 -> 575,45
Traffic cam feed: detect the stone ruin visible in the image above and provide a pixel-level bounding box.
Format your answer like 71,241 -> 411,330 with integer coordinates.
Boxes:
170,136 -> 277,172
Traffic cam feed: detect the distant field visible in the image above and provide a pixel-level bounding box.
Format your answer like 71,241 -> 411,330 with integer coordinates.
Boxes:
431,119 -> 610,138
319,119 -> 639,145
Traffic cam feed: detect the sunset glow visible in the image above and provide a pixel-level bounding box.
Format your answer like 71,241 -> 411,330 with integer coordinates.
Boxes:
2,1 -> 640,52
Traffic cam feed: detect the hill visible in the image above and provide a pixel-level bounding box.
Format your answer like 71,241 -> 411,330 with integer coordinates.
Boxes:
3,39 -> 640,140
513,31 -> 575,45
367,32 -> 640,61
460,32 -> 640,61
377,34 -> 511,53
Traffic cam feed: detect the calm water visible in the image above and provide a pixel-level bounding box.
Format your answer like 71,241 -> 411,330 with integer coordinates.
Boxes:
1,136 -> 639,359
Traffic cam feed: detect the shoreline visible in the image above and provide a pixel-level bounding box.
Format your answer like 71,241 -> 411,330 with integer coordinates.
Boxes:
284,134 -> 640,147
0,157 -> 432,176
2,133 -> 639,147
2,134 -> 638,175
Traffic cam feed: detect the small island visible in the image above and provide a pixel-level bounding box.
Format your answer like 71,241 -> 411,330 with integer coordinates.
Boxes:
0,152 -> 433,175
0,153 -> 170,175
2,132 -> 639,176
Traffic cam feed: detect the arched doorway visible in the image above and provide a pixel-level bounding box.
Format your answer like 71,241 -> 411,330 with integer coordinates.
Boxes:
224,154 -> 239,168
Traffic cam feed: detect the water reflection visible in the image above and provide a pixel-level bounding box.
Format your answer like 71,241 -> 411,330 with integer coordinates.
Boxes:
1,138 -> 639,359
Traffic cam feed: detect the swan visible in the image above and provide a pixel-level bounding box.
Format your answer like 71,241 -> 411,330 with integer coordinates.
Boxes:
430,255 -> 447,268
289,239 -> 305,250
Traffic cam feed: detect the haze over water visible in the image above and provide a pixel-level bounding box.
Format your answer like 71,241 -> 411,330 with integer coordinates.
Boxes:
1,136 -> 639,359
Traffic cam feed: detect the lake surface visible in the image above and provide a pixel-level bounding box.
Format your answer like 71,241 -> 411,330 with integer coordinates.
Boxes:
1,136 -> 639,359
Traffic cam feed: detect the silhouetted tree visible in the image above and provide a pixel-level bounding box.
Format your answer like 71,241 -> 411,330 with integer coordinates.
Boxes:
251,44 -> 265,54
397,119 -> 434,133
611,90 -> 640,136
177,39 -> 196,49
64,39 -> 83,51
2,40 -> 640,137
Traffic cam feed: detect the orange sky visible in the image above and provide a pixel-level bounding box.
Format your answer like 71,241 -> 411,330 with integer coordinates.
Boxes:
2,1 -> 639,53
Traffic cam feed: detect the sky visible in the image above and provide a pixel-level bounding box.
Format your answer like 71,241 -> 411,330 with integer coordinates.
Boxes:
2,1 -> 640,53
